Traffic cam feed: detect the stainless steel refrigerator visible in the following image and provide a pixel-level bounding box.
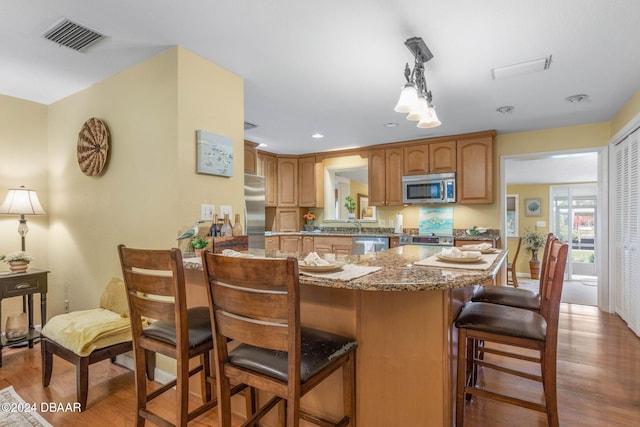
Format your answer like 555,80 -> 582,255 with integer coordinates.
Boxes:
244,173 -> 266,249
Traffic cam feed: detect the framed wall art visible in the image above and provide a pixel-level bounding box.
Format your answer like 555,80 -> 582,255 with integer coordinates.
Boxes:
196,129 -> 234,177
524,198 -> 542,217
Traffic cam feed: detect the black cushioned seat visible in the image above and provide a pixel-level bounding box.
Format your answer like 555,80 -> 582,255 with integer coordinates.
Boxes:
471,286 -> 540,311
229,327 -> 357,383
455,301 -> 547,342
142,306 -> 212,348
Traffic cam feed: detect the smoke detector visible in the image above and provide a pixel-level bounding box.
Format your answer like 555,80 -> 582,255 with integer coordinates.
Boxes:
42,18 -> 106,52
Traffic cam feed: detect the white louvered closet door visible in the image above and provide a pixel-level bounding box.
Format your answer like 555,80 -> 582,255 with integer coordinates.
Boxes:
614,129 -> 640,336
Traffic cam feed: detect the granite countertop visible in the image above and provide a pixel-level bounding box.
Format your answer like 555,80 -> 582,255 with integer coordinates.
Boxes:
184,245 -> 506,292
267,228 -> 501,241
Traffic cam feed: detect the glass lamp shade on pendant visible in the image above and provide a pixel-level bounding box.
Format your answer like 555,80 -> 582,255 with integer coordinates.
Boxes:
418,106 -> 442,128
394,84 -> 419,113
406,96 -> 429,121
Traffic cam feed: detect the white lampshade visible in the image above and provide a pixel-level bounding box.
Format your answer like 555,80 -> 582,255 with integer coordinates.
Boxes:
394,84 -> 419,113
417,106 -> 442,128
406,95 -> 429,121
0,187 -> 46,216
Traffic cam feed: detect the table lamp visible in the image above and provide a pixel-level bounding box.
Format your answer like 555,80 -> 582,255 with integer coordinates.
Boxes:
0,186 -> 46,251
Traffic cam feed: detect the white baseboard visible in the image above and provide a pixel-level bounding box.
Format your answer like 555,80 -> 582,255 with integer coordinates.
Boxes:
114,353 -> 176,385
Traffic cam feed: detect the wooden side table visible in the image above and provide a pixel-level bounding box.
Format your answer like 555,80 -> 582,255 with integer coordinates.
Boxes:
0,268 -> 48,367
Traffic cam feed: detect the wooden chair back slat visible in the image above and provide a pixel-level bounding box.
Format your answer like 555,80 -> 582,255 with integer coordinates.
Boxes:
215,311 -> 289,351
212,282 -> 288,321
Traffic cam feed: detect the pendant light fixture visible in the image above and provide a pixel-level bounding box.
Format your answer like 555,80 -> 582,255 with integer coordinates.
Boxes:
394,37 -> 441,128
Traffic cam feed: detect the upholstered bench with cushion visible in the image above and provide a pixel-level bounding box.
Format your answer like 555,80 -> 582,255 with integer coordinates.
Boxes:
41,278 -> 152,410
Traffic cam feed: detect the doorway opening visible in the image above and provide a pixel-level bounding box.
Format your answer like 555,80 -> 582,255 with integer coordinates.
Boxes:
502,148 -> 605,308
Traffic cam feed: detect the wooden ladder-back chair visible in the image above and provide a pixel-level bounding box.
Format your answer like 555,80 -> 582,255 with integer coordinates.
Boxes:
455,239 -> 568,427
507,237 -> 522,287
202,251 -> 357,427
471,233 -> 556,312
118,245 -> 215,426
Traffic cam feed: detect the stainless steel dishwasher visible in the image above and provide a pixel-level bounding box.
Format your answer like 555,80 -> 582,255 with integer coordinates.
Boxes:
351,236 -> 389,255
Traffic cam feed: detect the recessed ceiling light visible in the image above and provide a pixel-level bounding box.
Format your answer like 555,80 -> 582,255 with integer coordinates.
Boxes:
496,106 -> 514,114
311,133 -> 324,139
565,94 -> 588,103
384,122 -> 399,127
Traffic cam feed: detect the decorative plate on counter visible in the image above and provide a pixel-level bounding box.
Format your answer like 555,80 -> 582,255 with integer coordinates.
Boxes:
298,262 -> 344,273
436,254 -> 482,263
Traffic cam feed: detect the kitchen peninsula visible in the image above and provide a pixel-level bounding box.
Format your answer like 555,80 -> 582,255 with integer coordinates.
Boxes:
184,245 -> 506,427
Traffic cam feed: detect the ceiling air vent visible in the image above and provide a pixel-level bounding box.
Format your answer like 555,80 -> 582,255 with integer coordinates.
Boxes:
244,121 -> 258,130
43,18 -> 106,52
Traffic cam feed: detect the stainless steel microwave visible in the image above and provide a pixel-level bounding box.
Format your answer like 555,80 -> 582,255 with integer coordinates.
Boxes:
402,173 -> 456,204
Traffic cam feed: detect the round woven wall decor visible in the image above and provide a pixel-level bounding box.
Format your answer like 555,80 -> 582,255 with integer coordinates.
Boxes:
77,117 -> 109,176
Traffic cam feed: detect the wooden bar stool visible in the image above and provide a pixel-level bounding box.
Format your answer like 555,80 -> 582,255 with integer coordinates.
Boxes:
455,239 -> 568,427
471,233 -> 557,312
506,236 -> 522,287
202,251 -> 357,427
118,245 -> 215,426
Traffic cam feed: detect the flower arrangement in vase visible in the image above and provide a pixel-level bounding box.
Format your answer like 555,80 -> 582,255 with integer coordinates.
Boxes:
303,212 -> 316,231
0,251 -> 35,273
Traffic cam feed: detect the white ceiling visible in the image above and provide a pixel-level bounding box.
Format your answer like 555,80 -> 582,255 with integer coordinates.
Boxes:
2,1 -> 640,155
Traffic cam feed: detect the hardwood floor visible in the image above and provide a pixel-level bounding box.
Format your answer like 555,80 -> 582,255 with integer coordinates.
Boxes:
1,303 -> 639,426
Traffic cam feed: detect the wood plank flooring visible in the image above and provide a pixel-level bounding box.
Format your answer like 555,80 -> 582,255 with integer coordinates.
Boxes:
1,303 -> 639,426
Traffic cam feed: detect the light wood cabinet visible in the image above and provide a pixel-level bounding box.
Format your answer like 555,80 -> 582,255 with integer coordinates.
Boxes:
244,140 -> 258,174
260,152 -> 278,207
369,148 -> 403,206
403,140 -> 456,175
313,236 -> 353,256
265,235 -> 279,253
403,144 -> 429,175
298,156 -> 323,208
429,140 -> 456,173
302,236 -> 314,254
275,207 -> 300,232
277,156 -> 298,206
280,235 -> 302,253
457,136 -> 493,204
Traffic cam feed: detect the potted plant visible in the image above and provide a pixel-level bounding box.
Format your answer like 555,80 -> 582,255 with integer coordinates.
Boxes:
0,251 -> 35,273
344,196 -> 356,219
190,236 -> 210,256
522,227 -> 546,279
303,212 -> 316,231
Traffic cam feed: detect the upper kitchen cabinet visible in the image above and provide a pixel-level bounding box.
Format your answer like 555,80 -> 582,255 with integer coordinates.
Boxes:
456,136 -> 494,204
244,140 -> 259,174
369,147 -> 403,206
403,140 -> 456,175
298,155 -> 324,208
277,156 -> 298,207
429,140 -> 457,173
259,151 -> 278,206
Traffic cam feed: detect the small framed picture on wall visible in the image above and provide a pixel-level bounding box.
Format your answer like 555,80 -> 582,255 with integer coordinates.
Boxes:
524,198 -> 542,217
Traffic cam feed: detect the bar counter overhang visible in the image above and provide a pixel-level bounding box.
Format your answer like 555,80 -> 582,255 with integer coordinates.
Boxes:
184,245 -> 507,427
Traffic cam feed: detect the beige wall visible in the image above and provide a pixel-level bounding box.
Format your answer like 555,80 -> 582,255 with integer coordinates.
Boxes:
43,47 -> 243,318
0,95 -> 49,327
